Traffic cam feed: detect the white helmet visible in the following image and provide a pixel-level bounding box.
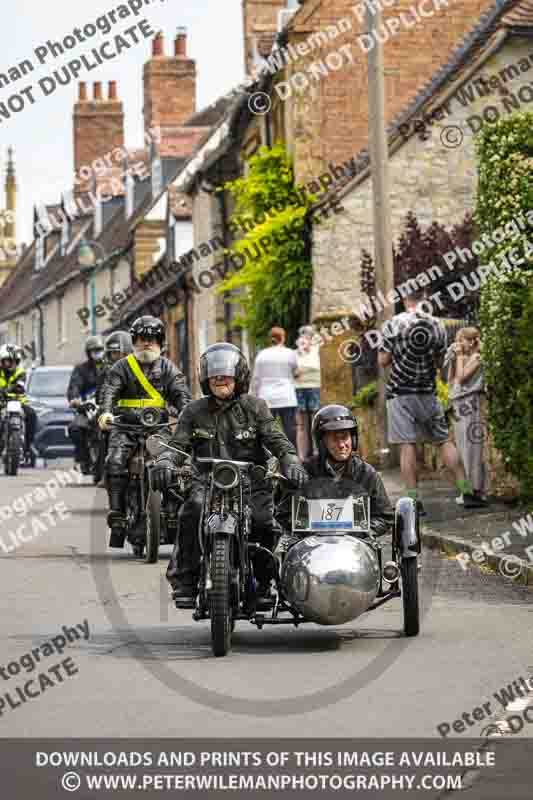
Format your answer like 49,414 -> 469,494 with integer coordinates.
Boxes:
0,344 -> 16,363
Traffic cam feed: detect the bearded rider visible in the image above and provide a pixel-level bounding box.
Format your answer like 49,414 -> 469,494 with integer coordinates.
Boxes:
67,336 -> 106,473
98,316 -> 191,548
150,342 -> 308,603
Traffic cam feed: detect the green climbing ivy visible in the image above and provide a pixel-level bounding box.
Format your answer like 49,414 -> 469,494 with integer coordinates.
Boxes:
217,143 -> 317,346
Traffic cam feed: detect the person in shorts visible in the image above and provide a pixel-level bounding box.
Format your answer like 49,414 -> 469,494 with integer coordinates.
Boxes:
378,289 -> 484,511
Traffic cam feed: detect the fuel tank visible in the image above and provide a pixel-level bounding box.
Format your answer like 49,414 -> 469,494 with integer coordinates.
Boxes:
280,535 -> 380,625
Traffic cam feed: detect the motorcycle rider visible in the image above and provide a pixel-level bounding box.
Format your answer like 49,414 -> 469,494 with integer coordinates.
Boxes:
97,316 -> 191,548
150,342 -> 309,602
0,344 -> 37,461
67,335 -> 106,473
92,331 -> 134,486
303,405 -> 393,537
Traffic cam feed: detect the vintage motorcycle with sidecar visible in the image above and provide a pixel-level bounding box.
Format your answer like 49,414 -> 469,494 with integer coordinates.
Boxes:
148,438 -> 421,657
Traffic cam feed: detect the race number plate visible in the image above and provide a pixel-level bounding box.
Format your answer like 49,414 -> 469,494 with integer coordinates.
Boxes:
293,495 -> 371,533
7,400 -> 22,412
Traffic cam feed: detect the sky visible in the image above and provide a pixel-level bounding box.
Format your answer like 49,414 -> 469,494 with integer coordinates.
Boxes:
0,0 -> 245,244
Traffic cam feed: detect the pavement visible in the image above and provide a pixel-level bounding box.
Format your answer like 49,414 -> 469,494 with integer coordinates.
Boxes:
382,468 -> 533,588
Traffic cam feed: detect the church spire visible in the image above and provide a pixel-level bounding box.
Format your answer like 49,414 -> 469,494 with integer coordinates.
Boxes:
5,146 -> 16,240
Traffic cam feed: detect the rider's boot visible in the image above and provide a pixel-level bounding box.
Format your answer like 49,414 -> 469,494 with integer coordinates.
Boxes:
107,474 -> 128,547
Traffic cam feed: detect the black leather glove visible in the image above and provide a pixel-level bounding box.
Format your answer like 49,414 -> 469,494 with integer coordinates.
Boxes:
150,457 -> 179,491
284,463 -> 309,490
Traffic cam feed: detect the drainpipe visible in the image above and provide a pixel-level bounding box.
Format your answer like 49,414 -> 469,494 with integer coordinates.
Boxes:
216,181 -> 232,343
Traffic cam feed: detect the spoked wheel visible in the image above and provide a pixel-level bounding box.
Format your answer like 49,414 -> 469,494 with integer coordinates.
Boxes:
5,431 -> 21,476
210,535 -> 233,657
401,557 -> 420,637
145,489 -> 161,564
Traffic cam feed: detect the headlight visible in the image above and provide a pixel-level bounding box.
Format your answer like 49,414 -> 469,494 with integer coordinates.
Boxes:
141,407 -> 161,427
213,462 -> 239,490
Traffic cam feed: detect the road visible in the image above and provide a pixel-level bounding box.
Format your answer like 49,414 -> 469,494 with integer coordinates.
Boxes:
0,461 -> 532,740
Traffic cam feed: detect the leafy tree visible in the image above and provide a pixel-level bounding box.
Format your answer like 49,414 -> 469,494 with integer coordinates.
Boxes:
218,143 -> 316,345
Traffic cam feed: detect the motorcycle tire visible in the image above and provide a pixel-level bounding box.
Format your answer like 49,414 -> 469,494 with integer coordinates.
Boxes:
145,489 -> 161,564
5,430 -> 21,476
210,535 -> 233,657
401,557 -> 420,637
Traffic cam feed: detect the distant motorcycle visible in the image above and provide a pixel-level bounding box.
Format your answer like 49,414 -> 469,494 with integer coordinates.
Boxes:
0,390 -> 26,476
77,393 -> 104,485
109,408 -> 176,561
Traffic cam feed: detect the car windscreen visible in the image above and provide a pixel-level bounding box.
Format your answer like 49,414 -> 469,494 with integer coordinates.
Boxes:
27,369 -> 72,397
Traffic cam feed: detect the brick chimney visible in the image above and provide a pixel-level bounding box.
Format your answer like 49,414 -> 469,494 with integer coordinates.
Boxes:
73,81 -> 124,193
242,0 -> 288,76
143,28 -> 196,138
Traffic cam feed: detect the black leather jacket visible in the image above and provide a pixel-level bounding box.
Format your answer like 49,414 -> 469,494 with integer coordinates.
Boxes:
99,355 -> 191,414
167,393 -> 299,468
67,360 -> 103,402
303,454 -> 393,537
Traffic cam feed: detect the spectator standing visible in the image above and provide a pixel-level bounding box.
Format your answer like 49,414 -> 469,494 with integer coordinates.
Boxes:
443,327 -> 488,505
295,326 -> 321,460
377,289 -> 484,511
251,326 -> 299,447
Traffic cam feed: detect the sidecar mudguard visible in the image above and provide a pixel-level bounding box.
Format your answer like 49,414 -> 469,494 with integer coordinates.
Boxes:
394,497 -> 421,558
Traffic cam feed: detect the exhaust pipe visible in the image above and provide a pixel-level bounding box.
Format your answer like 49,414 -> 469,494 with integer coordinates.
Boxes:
382,561 -> 400,583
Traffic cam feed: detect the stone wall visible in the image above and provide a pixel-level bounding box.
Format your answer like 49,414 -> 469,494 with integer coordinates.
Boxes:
312,37 -> 533,318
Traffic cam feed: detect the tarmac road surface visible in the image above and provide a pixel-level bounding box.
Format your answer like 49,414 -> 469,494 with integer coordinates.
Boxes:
0,462 -> 532,741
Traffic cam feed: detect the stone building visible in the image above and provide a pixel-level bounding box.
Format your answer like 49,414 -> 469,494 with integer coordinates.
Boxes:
312,0 -> 533,399
311,0 -> 533,492
0,29 -> 211,367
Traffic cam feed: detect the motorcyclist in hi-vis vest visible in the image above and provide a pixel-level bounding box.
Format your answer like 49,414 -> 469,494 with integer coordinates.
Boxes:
98,316 -> 192,548
0,343 -> 37,460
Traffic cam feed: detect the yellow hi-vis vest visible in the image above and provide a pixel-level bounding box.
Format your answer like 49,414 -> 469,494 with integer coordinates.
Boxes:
0,367 -> 28,404
116,354 -> 166,408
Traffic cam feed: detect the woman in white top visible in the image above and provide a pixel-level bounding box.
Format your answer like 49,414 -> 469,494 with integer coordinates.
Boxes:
251,326 -> 300,447
294,327 -> 321,460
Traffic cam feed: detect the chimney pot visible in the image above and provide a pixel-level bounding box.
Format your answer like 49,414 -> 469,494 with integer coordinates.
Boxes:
175,27 -> 187,56
79,82 -> 87,101
93,82 -> 102,100
152,31 -> 164,56
108,80 -> 118,100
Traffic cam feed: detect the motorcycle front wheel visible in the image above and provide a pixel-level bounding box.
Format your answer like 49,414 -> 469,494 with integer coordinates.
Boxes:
210,535 -> 233,657
5,429 -> 21,476
145,489 -> 161,564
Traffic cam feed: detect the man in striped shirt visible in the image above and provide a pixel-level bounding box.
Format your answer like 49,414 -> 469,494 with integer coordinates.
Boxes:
378,289 -> 484,511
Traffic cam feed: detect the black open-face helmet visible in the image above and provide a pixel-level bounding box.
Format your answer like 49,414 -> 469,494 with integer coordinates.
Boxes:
199,342 -> 250,397
312,404 -> 359,459
129,316 -> 165,346
85,335 -> 104,360
105,331 -> 133,358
